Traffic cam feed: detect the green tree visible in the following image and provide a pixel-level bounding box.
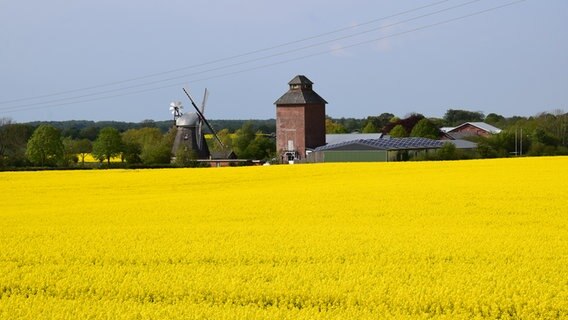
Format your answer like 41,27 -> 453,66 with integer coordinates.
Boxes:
25,124 -> 65,166
437,142 -> 458,160
174,146 -> 199,167
245,134 -> 276,160
228,122 -> 275,159
62,138 -> 79,166
443,109 -> 484,126
122,142 -> 142,164
93,127 -> 123,166
325,118 -> 347,133
389,124 -> 408,138
121,127 -> 166,164
75,139 -> 93,166
0,119 -> 34,167
364,113 -> 395,132
485,113 -> 505,125
141,142 -> 171,165
361,121 -> 378,133
233,122 -> 256,157
410,118 -> 440,139
79,126 -> 99,141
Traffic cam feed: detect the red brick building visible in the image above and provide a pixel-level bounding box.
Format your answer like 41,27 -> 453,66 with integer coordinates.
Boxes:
441,122 -> 502,139
274,75 -> 327,162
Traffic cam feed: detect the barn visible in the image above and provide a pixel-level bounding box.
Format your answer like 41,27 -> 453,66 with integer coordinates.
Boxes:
441,122 -> 502,139
309,137 -> 444,162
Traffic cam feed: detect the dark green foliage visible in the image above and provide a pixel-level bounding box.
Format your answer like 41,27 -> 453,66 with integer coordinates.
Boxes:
485,113 -> 505,125
383,114 -> 424,134
443,109 -> 484,126
25,125 -> 65,167
79,126 -> 100,141
0,120 -> 34,167
121,127 -> 173,165
473,130 -> 529,158
410,119 -> 440,139
233,122 -> 256,155
245,134 -> 275,160
122,142 -> 142,164
363,113 -> 395,132
141,143 -> 171,165
532,128 -> 559,147
75,139 -> 93,166
219,122 -> 276,160
92,127 -> 123,166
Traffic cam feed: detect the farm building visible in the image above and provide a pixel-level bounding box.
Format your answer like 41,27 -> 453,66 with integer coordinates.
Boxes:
308,137 -> 477,163
441,122 -> 502,139
310,137 -> 440,162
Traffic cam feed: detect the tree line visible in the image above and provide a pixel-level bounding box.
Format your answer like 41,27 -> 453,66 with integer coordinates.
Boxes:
0,119 -> 276,169
2,108 -> 567,168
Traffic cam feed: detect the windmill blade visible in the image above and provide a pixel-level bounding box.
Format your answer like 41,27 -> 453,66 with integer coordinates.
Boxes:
183,87 -> 225,149
200,88 -> 209,114
196,119 -> 203,149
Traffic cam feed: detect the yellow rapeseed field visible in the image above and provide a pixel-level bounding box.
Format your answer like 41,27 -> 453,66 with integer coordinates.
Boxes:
1,157 -> 567,319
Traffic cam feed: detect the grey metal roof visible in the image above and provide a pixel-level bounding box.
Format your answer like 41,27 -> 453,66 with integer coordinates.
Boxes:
326,133 -> 383,145
315,137 -> 444,151
450,122 -> 502,134
445,139 -> 478,149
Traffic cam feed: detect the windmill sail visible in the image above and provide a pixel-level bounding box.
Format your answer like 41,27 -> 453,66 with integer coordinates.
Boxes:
183,87 -> 225,149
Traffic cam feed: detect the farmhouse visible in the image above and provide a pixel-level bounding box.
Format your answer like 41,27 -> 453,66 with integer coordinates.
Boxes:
441,122 -> 502,139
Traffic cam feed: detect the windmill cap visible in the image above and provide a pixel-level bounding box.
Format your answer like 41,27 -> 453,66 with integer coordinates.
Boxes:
176,112 -> 200,127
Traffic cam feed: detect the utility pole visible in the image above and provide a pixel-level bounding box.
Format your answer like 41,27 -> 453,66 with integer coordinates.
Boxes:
515,128 -> 518,156
520,128 -> 523,156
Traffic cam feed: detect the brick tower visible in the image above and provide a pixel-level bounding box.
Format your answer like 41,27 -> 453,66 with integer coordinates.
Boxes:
274,75 -> 327,162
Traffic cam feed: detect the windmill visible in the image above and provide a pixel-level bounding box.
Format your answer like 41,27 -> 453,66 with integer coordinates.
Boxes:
171,88 -> 226,160
169,101 -> 183,121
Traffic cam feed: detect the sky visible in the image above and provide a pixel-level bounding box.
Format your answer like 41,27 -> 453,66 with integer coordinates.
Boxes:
1,0 -> 567,123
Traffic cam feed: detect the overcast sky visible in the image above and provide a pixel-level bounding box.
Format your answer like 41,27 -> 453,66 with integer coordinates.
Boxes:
1,0 -> 566,122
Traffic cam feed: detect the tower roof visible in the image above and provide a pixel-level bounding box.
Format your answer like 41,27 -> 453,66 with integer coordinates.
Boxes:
288,75 -> 313,85
274,75 -> 328,105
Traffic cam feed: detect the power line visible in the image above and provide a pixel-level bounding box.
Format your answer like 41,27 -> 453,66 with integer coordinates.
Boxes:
0,0 -> 484,111
0,0 -> 453,106
1,0 -> 526,114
